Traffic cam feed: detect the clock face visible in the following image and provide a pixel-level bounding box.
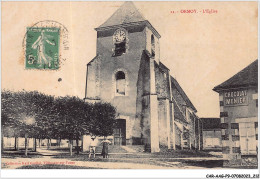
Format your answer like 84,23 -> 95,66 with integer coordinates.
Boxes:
114,29 -> 126,42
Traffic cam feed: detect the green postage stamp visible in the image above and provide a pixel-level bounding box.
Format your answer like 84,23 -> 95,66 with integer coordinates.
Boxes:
25,27 -> 60,70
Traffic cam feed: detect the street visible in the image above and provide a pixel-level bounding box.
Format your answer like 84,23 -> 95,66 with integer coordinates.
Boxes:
1,146 -> 224,169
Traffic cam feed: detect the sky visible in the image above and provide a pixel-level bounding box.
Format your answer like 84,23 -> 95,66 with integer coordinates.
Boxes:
1,1 -> 258,117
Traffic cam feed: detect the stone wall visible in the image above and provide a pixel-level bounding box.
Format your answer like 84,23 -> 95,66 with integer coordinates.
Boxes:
89,25 -> 149,141
219,87 -> 258,165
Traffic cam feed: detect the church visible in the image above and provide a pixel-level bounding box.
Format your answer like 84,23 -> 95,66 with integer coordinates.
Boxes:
84,2 -> 202,152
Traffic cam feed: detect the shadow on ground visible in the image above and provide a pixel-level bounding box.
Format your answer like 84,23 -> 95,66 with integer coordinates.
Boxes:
2,151 -> 43,159
182,160 -> 223,168
50,149 -> 224,168
2,147 -> 228,169
16,164 -> 107,169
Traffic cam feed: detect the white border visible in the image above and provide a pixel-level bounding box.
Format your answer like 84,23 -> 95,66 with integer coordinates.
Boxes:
1,169 -> 260,178
1,0 -> 259,178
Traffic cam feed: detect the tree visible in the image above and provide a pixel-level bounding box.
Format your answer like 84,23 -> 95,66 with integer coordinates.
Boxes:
1,90 -> 56,155
53,96 -> 90,155
1,90 -> 117,157
89,102 -> 117,137
1,90 -> 24,152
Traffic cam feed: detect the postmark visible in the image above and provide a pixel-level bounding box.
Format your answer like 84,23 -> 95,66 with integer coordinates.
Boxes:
23,20 -> 69,70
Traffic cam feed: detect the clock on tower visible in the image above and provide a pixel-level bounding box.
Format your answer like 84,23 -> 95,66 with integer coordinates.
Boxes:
113,28 -> 127,56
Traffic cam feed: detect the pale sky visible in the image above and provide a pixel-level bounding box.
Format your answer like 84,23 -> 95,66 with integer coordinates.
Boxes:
1,1 -> 258,117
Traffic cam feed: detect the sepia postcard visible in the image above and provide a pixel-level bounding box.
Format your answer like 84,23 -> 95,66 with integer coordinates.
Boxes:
1,1 -> 259,178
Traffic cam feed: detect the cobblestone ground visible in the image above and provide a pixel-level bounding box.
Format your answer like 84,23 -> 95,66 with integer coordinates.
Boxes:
1,146 -> 224,169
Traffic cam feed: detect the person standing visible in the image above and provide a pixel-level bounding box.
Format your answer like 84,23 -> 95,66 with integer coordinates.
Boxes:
89,136 -> 97,159
101,137 -> 111,158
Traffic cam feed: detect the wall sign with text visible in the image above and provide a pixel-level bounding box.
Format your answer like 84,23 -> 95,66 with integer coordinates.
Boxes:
224,90 -> 248,106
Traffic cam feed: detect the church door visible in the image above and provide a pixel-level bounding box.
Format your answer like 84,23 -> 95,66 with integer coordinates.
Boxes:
113,119 -> 126,145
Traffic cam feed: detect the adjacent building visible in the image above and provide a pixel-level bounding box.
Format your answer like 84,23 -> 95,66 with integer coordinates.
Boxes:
213,59 -> 258,166
84,2 -> 202,152
201,118 -> 221,150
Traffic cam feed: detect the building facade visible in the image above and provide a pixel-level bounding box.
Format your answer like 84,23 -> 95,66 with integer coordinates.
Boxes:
213,59 -> 258,166
201,118 -> 221,150
84,2 -> 202,152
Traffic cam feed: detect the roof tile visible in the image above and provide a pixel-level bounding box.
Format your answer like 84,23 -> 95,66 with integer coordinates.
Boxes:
98,2 -> 146,28
213,59 -> 258,92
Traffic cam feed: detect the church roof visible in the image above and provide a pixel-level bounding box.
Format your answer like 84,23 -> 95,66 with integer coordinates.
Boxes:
171,76 -> 197,112
213,59 -> 258,92
159,62 -> 169,71
98,2 -> 146,28
96,2 -> 161,38
172,98 -> 188,124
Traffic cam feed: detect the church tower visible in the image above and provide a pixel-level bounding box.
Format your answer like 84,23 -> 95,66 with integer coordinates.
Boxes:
85,2 -> 162,152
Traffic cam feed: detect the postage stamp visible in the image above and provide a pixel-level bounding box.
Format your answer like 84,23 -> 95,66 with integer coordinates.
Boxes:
25,27 -> 60,70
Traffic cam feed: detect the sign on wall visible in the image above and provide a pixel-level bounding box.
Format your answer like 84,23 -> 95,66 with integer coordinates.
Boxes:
224,89 -> 248,106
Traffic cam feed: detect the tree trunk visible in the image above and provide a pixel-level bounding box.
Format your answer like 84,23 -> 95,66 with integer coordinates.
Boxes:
1,133 -> 4,153
81,136 -> 83,152
14,137 -> 17,150
76,138 -> 79,155
47,139 -> 50,149
59,137 -> 61,148
56,138 -> 59,147
33,138 -> 37,152
39,139 -> 41,148
16,137 -> 19,151
69,140 -> 73,156
25,134 -> 28,156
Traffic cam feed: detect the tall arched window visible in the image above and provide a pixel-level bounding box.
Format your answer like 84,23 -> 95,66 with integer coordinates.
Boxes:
151,34 -> 155,57
116,71 -> 126,95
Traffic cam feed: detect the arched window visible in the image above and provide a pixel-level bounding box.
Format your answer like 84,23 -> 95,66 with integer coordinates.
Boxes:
151,34 -> 155,57
115,41 -> 126,56
116,71 -> 126,95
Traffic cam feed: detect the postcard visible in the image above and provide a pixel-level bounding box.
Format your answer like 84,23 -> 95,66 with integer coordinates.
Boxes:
1,1 -> 259,178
